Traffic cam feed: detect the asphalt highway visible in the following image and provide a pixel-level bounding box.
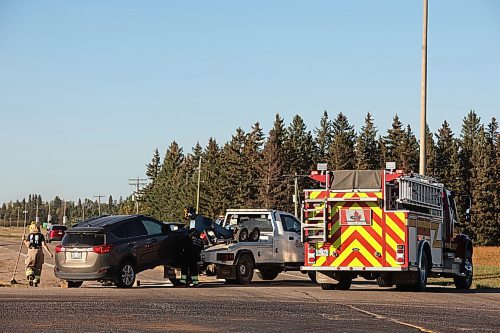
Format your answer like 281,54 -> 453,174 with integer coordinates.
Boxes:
1,238 -> 499,333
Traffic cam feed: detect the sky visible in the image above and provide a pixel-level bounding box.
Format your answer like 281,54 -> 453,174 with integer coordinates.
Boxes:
0,0 -> 499,204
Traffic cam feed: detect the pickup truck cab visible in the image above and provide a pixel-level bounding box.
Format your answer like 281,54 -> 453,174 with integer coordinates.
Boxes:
201,209 -> 304,284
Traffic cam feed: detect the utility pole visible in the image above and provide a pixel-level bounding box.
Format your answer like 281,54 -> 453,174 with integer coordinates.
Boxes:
63,200 -> 67,225
128,177 -> 147,214
23,205 -> 28,230
35,200 -> 39,223
47,202 -> 52,225
16,207 -> 20,228
94,195 -> 105,216
419,0 -> 429,175
196,157 -> 202,214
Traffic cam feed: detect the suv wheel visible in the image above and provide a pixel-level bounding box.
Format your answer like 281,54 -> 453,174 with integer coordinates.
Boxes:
116,262 -> 136,288
67,281 -> 83,288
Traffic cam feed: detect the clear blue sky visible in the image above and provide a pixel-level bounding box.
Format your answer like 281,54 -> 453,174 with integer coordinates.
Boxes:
1,1 -> 499,204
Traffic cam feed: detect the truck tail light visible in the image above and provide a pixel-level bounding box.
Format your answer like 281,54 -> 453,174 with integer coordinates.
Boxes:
307,246 -> 316,264
92,245 -> 113,254
396,244 -> 405,264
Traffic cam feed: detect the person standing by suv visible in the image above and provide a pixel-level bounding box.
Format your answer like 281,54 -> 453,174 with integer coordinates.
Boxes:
23,223 -> 53,286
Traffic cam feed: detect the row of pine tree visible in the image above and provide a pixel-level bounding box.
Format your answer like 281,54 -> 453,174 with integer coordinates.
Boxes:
1,110 -> 498,245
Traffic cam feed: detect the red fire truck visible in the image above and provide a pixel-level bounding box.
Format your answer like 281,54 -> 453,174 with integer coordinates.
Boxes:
301,168 -> 473,291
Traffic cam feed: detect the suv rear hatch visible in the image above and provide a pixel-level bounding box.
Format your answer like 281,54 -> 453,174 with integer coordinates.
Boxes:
57,228 -> 108,269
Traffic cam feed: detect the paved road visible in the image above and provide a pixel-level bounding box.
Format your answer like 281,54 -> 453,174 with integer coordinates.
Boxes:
1,238 -> 499,333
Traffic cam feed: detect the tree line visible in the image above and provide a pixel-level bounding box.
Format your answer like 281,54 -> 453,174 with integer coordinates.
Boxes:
1,110 -> 498,245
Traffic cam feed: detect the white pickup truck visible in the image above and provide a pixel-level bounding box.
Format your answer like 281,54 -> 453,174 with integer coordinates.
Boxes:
201,209 -> 305,284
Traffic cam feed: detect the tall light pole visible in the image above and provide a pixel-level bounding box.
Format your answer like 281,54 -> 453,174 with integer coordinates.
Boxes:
419,0 -> 429,175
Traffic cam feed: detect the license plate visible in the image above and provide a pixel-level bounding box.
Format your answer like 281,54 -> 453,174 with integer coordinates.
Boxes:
71,252 -> 82,259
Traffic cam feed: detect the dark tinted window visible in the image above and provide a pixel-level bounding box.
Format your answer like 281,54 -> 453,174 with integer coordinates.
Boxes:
280,215 -> 301,233
62,233 -> 105,246
142,219 -> 163,235
52,225 -> 67,231
111,220 -> 148,238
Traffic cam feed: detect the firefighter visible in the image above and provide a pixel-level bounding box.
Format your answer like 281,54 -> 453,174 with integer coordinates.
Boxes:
22,223 -> 53,287
179,228 -> 204,287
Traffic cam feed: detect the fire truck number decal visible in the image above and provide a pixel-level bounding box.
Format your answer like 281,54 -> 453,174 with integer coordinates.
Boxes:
340,208 -> 371,226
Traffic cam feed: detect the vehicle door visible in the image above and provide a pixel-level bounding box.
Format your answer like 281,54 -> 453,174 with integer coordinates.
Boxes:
140,218 -> 167,267
278,213 -> 304,263
112,219 -> 150,269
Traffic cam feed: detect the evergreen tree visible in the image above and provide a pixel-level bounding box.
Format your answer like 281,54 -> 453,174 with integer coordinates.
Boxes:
355,112 -> 380,169
383,115 -> 405,169
146,148 -> 161,181
470,126 -> 497,244
219,128 -> 248,209
435,121 -> 460,191
400,125 -> 419,173
260,119 -> 288,210
425,124 -> 437,177
283,115 -> 315,212
457,111 -> 481,235
202,138 -> 225,218
314,110 -> 332,164
329,112 -> 356,170
243,122 -> 265,207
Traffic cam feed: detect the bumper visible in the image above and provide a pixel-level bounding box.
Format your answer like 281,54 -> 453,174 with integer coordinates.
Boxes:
300,266 -> 408,272
54,266 -> 116,281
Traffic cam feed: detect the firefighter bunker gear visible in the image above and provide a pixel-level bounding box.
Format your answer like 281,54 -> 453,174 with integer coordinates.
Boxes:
23,223 -> 53,286
179,228 -> 204,287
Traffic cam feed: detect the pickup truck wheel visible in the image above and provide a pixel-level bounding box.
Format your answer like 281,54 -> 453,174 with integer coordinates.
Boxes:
249,228 -> 260,242
236,254 -> 254,284
257,267 -> 279,280
454,249 -> 473,290
320,283 -> 335,290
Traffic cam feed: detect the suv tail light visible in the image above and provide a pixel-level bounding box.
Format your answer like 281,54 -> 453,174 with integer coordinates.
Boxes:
55,244 -> 63,253
92,245 -> 113,254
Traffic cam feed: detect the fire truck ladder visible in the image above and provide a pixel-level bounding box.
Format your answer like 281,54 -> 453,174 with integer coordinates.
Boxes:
397,175 -> 443,210
301,200 -> 327,243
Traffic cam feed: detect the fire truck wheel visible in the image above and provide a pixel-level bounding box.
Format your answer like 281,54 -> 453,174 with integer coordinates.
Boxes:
414,252 -> 429,291
236,254 -> 254,284
337,277 -> 352,290
454,249 -> 473,290
236,228 -> 249,242
320,283 -> 335,290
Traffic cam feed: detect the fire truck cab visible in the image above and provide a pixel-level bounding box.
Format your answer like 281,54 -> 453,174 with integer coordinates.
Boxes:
301,168 -> 473,291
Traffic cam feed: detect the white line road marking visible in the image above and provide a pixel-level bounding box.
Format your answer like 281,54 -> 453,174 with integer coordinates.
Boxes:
347,304 -> 435,333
